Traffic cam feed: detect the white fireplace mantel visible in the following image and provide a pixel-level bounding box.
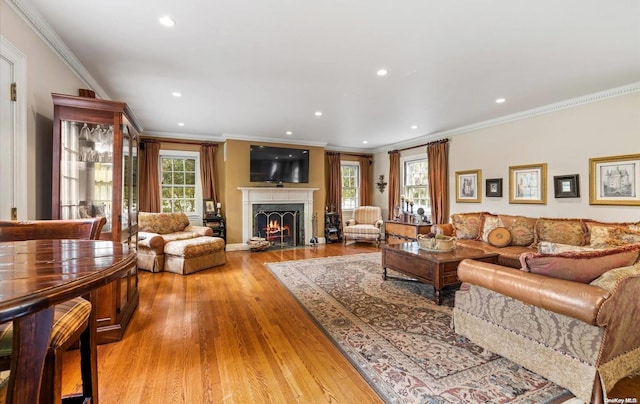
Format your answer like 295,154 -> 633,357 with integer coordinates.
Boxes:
238,187 -> 318,248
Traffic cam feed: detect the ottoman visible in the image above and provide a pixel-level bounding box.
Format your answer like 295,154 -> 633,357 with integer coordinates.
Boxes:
163,236 -> 226,275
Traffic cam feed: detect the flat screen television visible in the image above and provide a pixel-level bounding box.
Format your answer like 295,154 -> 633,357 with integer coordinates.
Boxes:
250,145 -> 310,184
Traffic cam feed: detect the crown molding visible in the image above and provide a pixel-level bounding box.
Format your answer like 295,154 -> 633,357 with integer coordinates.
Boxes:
6,0 -> 110,99
372,81 -> 640,154
222,133 -> 328,148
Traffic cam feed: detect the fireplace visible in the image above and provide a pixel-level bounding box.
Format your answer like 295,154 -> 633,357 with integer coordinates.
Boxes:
238,187 -> 318,249
253,204 -> 303,247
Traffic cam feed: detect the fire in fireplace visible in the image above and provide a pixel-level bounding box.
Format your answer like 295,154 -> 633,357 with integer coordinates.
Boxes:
252,204 -> 304,247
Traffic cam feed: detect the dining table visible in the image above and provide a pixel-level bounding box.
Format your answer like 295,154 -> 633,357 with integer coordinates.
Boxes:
0,239 -> 136,404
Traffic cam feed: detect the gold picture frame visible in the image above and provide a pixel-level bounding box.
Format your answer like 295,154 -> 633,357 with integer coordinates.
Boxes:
455,169 -> 481,203
509,163 -> 547,204
589,154 -> 640,206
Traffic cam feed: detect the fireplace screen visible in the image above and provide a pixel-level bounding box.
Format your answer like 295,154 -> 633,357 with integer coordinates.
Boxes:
253,210 -> 300,247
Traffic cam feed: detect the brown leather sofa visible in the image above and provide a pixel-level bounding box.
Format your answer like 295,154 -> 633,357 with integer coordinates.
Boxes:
433,212 -> 640,402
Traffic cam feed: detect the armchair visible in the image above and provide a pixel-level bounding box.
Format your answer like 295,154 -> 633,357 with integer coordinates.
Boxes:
343,206 -> 383,247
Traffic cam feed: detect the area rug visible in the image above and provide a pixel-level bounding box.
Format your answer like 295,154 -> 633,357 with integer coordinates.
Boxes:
266,252 -> 575,403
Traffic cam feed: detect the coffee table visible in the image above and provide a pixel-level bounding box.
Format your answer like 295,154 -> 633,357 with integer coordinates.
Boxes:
382,242 -> 499,305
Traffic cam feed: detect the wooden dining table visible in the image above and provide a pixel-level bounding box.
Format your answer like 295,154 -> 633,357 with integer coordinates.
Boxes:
0,239 -> 136,404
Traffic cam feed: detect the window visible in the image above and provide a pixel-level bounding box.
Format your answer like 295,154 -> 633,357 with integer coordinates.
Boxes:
159,150 -> 201,217
402,157 -> 430,214
341,162 -> 360,210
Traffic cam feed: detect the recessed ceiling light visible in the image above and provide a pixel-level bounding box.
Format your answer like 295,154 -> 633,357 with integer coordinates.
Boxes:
314,111 -> 322,117
159,16 -> 175,27
496,98 -> 506,104
177,122 -> 184,126
172,91 -> 182,97
362,140 -> 368,144
376,69 -> 388,77
411,125 -> 418,130
286,131 -> 292,135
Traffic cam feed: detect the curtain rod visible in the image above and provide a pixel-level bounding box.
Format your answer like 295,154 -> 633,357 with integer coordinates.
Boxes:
327,151 -> 373,158
389,138 -> 449,153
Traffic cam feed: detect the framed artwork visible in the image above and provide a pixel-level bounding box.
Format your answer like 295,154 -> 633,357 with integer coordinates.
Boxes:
455,169 -> 482,203
485,178 -> 503,197
509,163 -> 547,204
203,199 -> 216,215
589,154 -> 640,206
554,174 -> 580,198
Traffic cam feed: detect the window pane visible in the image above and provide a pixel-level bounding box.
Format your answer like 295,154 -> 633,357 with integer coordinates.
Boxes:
185,173 -> 195,185
173,159 -> 184,171
173,172 -> 185,184
184,159 -> 196,172
162,159 -> 172,171
162,187 -> 172,198
162,172 -> 173,185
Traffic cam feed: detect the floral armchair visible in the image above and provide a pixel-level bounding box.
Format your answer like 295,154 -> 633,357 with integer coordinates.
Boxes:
343,206 -> 383,247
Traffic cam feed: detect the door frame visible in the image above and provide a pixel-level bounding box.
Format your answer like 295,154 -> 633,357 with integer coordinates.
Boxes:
1,35 -> 28,220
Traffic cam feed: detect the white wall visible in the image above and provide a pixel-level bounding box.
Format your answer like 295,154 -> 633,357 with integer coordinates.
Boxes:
1,1 -> 87,218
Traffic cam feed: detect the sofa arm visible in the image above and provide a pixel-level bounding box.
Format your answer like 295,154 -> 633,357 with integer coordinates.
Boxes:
457,259 -> 610,325
137,231 -> 165,250
432,223 -> 455,236
375,219 -> 384,228
345,219 -> 356,226
184,225 -> 214,237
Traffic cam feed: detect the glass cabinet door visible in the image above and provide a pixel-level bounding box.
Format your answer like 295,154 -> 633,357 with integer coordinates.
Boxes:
60,120 -> 114,232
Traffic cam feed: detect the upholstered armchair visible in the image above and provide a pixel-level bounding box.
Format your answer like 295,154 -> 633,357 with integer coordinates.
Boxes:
343,206 -> 383,247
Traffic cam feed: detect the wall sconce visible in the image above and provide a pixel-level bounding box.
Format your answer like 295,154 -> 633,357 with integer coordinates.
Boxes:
376,175 -> 387,193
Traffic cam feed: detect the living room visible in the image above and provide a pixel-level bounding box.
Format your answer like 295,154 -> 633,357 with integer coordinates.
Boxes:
1,1 -> 639,403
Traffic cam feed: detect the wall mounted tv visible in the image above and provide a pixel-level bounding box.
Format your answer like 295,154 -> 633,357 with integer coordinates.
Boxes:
250,145 -> 310,184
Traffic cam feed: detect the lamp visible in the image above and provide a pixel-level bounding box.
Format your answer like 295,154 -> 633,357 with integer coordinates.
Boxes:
376,175 -> 387,193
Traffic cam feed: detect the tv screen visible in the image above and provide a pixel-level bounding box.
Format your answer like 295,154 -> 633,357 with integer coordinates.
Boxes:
250,145 -> 310,184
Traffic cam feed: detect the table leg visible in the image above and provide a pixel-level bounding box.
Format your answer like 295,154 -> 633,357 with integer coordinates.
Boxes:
382,266 -> 388,280
434,289 -> 443,305
6,308 -> 54,404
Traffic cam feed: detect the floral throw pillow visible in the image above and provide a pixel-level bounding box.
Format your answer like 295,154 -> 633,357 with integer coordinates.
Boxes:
451,212 -> 484,240
534,218 -> 587,247
508,216 -> 535,246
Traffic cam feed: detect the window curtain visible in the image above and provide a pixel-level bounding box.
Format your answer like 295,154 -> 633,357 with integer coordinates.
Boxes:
359,156 -> 372,206
387,150 -> 400,220
200,143 -> 218,202
326,152 -> 342,217
427,139 -> 449,224
138,140 -> 161,212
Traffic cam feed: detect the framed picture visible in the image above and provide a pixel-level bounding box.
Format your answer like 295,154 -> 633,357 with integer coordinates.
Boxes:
485,178 -> 503,197
589,154 -> 640,206
509,163 -> 547,204
554,174 -> 580,198
455,169 -> 482,203
203,199 -> 216,215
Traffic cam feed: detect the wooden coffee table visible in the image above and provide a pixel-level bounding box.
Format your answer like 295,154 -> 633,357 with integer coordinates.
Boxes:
382,242 -> 499,305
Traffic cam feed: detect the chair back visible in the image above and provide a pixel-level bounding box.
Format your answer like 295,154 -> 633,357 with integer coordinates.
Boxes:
353,206 -> 382,225
0,217 -> 106,241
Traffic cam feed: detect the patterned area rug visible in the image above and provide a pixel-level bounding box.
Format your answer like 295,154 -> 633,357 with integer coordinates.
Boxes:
266,252 -> 575,403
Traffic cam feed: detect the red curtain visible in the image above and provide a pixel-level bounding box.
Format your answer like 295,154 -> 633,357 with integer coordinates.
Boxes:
200,144 -> 218,202
427,139 -> 449,224
326,152 -> 342,217
138,140 -> 160,212
359,155 -> 372,206
387,151 -> 400,220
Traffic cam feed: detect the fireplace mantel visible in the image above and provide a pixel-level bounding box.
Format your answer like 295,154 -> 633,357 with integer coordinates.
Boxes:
238,187 -> 318,248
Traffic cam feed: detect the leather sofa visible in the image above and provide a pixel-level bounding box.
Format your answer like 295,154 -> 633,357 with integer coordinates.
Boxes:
433,212 -> 640,402
137,212 -> 225,273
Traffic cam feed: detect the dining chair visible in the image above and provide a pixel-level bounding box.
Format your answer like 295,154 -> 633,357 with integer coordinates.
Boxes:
0,217 -> 106,404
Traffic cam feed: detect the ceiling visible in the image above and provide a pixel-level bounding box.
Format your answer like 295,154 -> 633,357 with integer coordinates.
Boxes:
16,0 -> 640,151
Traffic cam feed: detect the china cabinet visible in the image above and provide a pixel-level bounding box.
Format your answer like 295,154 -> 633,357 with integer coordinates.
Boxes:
51,93 -> 142,344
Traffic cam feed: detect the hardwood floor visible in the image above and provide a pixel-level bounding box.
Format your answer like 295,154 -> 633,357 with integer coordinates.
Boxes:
61,243 -> 639,403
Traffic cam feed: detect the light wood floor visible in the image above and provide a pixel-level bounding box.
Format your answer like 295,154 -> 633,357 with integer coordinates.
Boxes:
61,243 -> 639,403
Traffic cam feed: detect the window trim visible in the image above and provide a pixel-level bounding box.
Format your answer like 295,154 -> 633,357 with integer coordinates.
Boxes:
341,161 -> 360,212
158,150 -> 202,220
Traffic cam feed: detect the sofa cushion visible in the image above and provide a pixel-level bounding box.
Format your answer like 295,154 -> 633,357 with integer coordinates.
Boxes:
477,214 -> 502,242
138,212 -> 190,234
504,215 -> 535,246
488,227 -> 511,247
519,244 -> 640,283
534,218 -> 587,247
451,212 -> 484,240
537,241 -> 600,254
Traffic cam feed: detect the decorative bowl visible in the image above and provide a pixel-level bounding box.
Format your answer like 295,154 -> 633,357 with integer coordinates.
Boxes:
417,234 -> 457,252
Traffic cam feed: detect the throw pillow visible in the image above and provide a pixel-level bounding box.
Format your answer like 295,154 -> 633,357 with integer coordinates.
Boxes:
478,214 -> 502,242
451,212 -> 484,240
585,221 -> 640,247
537,241 -> 600,254
519,244 -> 640,283
488,227 -> 511,247
534,218 -> 587,247
508,216 -> 535,246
